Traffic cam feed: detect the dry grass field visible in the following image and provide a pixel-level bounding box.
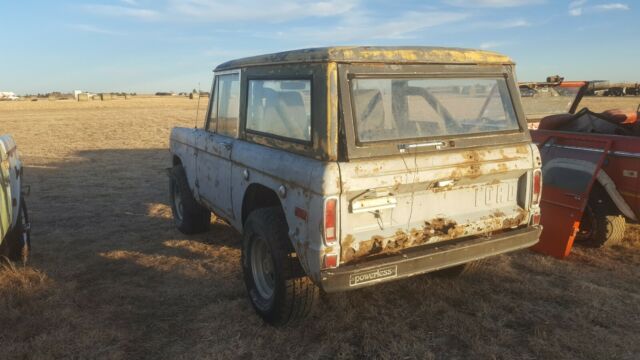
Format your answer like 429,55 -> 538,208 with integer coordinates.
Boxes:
0,96 -> 639,359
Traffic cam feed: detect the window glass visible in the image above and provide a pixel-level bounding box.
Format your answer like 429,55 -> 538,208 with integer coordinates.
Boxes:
351,77 -> 519,143
520,85 -> 581,116
206,78 -> 219,131
246,80 -> 311,141
216,73 -> 240,137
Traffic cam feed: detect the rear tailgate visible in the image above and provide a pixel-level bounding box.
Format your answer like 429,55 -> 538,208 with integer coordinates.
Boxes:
338,143 -> 536,264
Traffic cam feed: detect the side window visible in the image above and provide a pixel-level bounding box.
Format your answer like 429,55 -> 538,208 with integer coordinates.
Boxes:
207,73 -> 240,137
246,79 -> 311,142
206,78 -> 219,131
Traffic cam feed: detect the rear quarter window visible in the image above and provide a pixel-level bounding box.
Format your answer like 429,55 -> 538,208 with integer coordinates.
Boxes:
246,79 -> 312,142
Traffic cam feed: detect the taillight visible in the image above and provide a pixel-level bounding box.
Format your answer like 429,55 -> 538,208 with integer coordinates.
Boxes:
532,169 -> 542,206
322,254 -> 338,269
531,213 -> 541,226
324,198 -> 337,245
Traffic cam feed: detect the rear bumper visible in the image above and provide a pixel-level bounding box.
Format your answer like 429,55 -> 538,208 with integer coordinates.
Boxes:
319,226 -> 542,293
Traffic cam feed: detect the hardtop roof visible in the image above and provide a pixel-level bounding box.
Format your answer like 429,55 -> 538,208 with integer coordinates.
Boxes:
214,46 -> 513,71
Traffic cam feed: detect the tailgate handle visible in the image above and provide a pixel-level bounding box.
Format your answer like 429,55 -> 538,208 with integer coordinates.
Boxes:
350,191 -> 397,214
435,179 -> 456,188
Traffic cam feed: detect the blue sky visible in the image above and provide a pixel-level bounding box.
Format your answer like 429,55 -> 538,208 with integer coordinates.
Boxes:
1,0 -> 637,94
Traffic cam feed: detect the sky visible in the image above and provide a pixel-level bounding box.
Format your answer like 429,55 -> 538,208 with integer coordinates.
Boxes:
0,0 -> 638,94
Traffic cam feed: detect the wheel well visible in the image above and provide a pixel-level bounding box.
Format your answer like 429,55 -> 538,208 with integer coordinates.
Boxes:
242,184 -> 282,225
172,155 -> 182,166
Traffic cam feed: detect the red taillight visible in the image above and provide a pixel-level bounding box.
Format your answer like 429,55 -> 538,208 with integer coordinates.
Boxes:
322,254 -> 338,269
324,198 -> 337,245
531,213 -> 541,226
532,169 -> 542,206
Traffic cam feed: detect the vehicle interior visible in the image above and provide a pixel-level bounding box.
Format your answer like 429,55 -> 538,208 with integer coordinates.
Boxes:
538,105 -> 640,136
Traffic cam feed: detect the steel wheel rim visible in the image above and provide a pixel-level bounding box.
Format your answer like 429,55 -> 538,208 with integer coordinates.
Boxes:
173,183 -> 184,221
250,236 -> 275,300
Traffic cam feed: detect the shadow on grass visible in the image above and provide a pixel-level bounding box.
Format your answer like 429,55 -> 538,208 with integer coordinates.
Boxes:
0,148 -> 638,359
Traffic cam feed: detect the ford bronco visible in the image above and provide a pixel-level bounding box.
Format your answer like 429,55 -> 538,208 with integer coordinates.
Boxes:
169,47 -> 542,324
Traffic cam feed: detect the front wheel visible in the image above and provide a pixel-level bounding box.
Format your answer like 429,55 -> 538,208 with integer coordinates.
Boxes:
0,197 -> 30,263
169,165 -> 210,234
242,207 -> 318,325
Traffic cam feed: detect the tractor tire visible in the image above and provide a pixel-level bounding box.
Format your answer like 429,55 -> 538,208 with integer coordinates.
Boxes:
0,197 -> 30,263
169,165 -> 210,234
579,188 -> 626,247
242,207 -> 318,325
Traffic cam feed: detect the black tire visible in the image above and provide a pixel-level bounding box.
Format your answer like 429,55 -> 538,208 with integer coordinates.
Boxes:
242,207 -> 318,325
0,197 -> 30,263
169,165 -> 210,234
433,260 -> 485,277
578,188 -> 626,247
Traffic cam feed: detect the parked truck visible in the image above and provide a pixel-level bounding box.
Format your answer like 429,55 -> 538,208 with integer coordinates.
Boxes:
169,47 -> 543,324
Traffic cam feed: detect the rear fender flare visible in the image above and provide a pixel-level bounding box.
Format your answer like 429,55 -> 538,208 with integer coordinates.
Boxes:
543,158 -> 637,221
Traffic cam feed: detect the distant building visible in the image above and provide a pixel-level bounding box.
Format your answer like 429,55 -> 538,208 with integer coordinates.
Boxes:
0,92 -> 19,100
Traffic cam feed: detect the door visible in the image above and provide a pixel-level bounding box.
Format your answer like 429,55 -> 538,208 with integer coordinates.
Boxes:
338,74 -> 536,264
0,143 -> 12,243
196,72 -> 240,219
530,131 -> 611,258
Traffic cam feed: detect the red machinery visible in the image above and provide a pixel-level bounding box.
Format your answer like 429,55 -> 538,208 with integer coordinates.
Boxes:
521,78 -> 640,258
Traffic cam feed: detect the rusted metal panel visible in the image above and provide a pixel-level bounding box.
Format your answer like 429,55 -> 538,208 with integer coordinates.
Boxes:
321,226 -> 541,292
215,46 -> 513,71
337,143 -> 537,264
230,140 -> 341,281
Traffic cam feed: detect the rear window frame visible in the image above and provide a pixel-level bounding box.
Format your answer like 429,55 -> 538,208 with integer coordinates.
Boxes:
349,76 -> 520,145
338,63 -> 531,159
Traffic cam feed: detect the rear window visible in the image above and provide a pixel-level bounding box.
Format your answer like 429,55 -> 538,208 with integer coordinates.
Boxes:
351,77 -> 519,143
246,79 -> 311,142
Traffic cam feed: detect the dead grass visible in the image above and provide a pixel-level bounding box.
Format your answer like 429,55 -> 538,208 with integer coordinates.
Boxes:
0,97 -> 639,359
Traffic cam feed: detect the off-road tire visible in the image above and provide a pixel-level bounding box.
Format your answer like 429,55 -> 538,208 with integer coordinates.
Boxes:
242,207 -> 318,325
169,165 -> 210,234
434,260 -> 485,277
0,197 -> 30,263
579,188 -> 626,247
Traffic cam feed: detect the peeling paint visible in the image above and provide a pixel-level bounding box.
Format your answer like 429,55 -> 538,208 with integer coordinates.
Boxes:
340,210 -> 529,264
216,46 -> 513,71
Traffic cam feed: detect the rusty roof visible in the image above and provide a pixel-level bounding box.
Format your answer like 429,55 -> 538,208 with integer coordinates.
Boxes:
214,46 -> 513,71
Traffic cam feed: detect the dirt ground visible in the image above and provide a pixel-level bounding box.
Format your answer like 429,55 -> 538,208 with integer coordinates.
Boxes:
0,96 -> 639,359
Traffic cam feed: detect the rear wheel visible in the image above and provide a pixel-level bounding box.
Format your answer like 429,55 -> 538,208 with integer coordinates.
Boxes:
0,197 -> 30,263
578,189 -> 625,247
169,165 -> 210,234
242,207 -> 318,325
